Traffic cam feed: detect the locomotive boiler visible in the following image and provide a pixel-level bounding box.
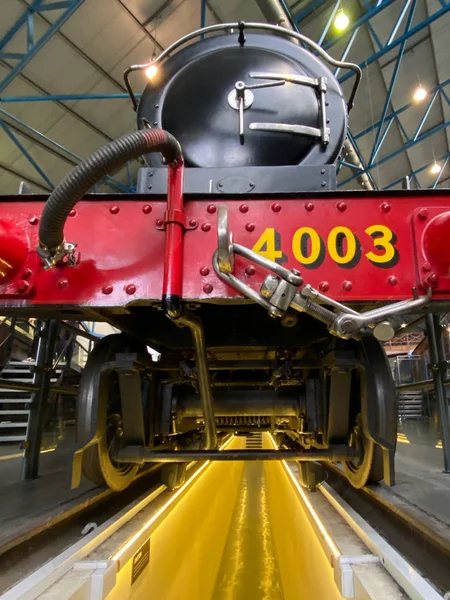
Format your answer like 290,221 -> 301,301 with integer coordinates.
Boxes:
0,22 -> 447,492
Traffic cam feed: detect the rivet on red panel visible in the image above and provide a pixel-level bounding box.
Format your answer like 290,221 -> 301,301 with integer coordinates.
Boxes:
318,281 -> 329,292
142,205 -> 152,214
125,284 -> 136,295
189,219 -> 198,228
110,205 -> 120,215
271,203 -> 282,213
337,201 -> 347,212
424,272 -> 439,287
342,280 -> 352,291
29,216 -> 39,225
203,283 -> 213,294
207,204 -> 216,214
69,209 -> 76,217
57,279 -> 68,289
102,285 -> 113,295
239,204 -> 249,213
245,266 -> 256,276
156,219 -> 164,228
201,223 -> 211,232
422,262 -> 431,272
387,276 -> 397,286
304,202 -> 314,212
418,208 -> 428,220
200,266 -> 210,276
381,202 -> 391,213
245,223 -> 255,232
16,280 -> 30,293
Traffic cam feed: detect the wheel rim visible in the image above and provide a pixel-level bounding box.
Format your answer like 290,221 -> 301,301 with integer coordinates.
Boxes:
342,413 -> 375,488
76,334 -> 142,491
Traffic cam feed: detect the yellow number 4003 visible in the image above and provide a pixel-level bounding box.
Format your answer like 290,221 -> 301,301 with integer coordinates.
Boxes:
251,225 -> 398,268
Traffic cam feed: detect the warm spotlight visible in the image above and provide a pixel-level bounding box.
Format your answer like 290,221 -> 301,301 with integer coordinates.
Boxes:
334,10 -> 349,31
413,86 -> 427,102
145,64 -> 158,80
430,162 -> 441,175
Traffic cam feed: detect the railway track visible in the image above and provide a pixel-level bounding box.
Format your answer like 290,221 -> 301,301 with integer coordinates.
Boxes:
1,434 -> 448,599
324,465 -> 450,595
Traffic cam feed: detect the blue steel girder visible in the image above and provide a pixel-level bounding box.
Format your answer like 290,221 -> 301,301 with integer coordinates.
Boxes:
354,78 -> 450,141
0,0 -> 86,94
0,107 -> 132,193
367,0 -> 418,166
385,150 -> 450,189
0,120 -> 53,189
0,1 -> 138,193
340,118 -> 450,187
337,2 -> 450,85
293,0 -> 450,189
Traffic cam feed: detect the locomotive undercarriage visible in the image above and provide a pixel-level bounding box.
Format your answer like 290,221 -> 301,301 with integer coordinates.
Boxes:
72,303 -> 397,493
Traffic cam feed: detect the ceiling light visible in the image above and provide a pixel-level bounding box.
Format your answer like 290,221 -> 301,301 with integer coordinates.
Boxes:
400,322 -> 407,328
334,10 -> 349,31
430,162 -> 441,175
145,64 -> 158,80
413,86 -> 427,102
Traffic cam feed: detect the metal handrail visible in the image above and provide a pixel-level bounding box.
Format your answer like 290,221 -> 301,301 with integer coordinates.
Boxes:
124,21 -> 362,112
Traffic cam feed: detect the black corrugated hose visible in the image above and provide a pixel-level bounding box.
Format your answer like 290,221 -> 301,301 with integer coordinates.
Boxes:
38,129 -> 182,253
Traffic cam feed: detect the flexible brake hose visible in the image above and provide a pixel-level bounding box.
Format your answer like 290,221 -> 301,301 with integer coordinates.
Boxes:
38,129 -> 181,255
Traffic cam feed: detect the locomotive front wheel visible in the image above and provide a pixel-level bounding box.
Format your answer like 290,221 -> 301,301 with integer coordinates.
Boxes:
342,334 -> 394,489
342,414 -> 383,489
76,334 -> 141,491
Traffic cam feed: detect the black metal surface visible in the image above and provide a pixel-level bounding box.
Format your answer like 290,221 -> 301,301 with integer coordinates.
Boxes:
175,389 -> 300,418
426,314 -> 450,472
136,165 -> 336,194
326,370 -> 351,445
118,369 -> 146,445
138,33 -> 346,169
115,445 -> 356,464
22,320 -> 59,480
357,333 -> 397,486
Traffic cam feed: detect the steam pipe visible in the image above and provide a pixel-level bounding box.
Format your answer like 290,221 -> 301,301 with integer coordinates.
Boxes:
38,129 -> 182,264
175,311 -> 217,449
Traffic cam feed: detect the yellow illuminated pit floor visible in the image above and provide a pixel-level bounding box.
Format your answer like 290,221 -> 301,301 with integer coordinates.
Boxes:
118,433 -> 343,600
212,436 -> 284,599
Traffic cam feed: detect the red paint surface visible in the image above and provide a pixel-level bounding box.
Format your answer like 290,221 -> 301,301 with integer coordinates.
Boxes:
0,194 -> 449,308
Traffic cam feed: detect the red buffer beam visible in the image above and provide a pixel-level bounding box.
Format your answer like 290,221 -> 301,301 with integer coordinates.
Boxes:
0,192 -> 449,308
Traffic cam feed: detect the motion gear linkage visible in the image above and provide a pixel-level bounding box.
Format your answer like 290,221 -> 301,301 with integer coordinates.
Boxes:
212,206 -> 430,342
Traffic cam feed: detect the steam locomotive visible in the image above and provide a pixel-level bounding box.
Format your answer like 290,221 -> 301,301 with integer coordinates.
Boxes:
1,22 -> 447,492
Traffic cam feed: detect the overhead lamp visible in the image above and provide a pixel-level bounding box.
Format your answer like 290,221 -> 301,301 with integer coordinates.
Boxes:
334,9 -> 349,31
145,64 -> 158,80
413,86 -> 427,102
400,322 -> 407,328
430,162 -> 441,175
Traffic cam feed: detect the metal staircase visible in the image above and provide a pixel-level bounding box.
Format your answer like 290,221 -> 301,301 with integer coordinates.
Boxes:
398,391 -> 423,419
0,361 -> 64,444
